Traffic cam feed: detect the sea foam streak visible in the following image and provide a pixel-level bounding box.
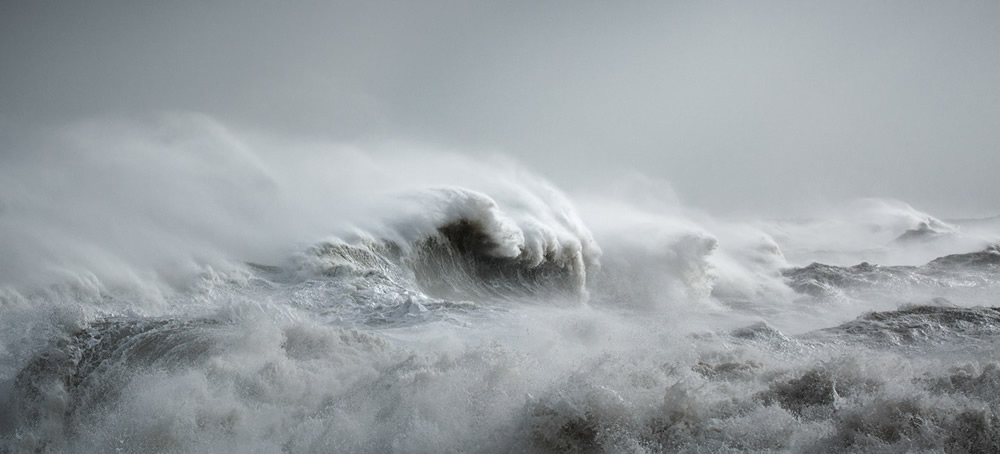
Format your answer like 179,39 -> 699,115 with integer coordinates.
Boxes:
2,115 -> 1000,453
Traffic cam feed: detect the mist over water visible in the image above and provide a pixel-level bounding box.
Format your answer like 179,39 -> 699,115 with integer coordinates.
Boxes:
0,115 -> 997,453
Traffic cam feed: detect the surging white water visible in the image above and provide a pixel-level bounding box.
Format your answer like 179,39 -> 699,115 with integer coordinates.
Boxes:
2,114 -> 999,453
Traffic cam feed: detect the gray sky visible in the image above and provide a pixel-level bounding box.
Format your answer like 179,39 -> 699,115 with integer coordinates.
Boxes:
2,1 -> 998,217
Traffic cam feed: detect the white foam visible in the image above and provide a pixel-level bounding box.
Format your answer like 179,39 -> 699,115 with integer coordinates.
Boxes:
3,115 -> 1000,453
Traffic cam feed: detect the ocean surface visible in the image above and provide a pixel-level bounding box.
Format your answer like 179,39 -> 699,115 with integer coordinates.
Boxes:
2,118 -> 999,453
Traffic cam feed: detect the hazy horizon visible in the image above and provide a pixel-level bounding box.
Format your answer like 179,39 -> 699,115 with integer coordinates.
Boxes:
2,1 -> 998,217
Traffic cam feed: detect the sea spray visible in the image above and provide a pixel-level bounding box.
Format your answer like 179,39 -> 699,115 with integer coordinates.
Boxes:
2,115 -> 1000,453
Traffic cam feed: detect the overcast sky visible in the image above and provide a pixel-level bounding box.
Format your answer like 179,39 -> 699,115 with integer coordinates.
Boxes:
2,1 -> 998,217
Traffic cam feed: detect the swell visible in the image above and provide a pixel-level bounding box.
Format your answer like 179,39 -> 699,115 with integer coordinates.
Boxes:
815,304 -> 1000,347
782,244 -> 1000,298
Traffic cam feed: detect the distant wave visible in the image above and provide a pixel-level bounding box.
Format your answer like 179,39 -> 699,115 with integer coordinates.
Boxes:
928,244 -> 1000,268
782,245 -> 1000,298
761,198 -> 990,267
805,304 -> 1000,348
889,219 -> 957,245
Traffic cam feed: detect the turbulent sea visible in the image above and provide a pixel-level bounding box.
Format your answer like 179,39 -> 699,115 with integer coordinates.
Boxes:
2,117 -> 1000,453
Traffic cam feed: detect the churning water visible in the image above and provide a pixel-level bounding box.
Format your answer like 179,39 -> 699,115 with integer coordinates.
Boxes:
2,116 -> 999,453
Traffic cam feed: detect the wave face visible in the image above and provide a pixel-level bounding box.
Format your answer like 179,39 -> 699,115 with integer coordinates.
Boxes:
2,116 -> 1000,453
293,187 -> 598,305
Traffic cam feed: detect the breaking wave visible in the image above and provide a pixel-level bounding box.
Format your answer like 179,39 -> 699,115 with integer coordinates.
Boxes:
295,187 -> 598,304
